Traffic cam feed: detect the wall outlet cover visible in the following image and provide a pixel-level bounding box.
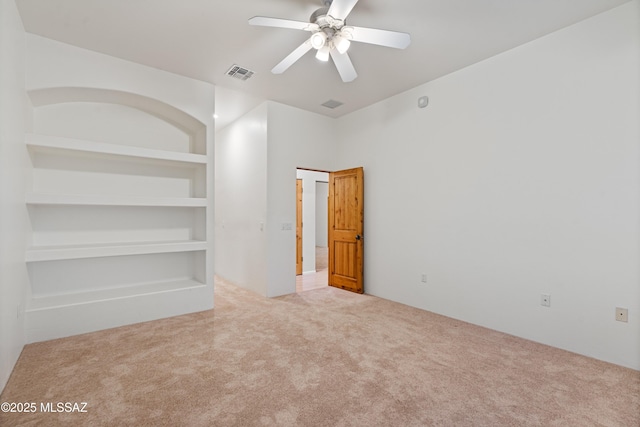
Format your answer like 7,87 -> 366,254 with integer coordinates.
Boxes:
540,294 -> 551,307
616,307 -> 628,322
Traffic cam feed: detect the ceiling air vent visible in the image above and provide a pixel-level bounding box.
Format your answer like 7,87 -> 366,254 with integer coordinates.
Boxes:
226,65 -> 255,81
321,99 -> 344,109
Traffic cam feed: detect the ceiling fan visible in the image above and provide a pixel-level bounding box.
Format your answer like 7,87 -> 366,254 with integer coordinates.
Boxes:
248,0 -> 411,82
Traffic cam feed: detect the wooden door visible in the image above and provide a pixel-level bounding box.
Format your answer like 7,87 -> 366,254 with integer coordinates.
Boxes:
328,167 -> 364,293
296,179 -> 303,275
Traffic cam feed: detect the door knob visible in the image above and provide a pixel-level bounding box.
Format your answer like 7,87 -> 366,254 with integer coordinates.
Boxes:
355,234 -> 362,240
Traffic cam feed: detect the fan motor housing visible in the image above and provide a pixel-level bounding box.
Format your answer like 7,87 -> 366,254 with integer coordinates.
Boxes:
309,7 -> 329,24
310,6 -> 345,30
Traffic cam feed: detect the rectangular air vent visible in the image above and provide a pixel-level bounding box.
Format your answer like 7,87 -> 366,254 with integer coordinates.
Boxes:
226,65 -> 255,81
321,99 -> 344,109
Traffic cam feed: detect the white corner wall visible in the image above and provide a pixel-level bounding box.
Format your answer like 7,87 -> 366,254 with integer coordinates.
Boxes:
266,102 -> 337,297
215,101 -> 336,297
215,103 -> 268,296
0,0 -> 29,392
336,1 -> 640,370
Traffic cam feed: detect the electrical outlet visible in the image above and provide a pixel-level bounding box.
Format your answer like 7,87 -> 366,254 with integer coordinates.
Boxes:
540,294 -> 551,307
616,307 -> 628,323
421,274 -> 427,283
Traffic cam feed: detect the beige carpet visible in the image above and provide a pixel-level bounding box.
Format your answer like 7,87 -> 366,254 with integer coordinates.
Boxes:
1,278 -> 639,426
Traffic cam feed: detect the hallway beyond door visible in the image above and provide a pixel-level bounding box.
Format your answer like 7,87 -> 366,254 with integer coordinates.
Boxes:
296,246 -> 328,292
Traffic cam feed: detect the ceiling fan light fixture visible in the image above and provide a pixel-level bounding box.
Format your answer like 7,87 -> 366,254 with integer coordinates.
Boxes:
249,0 -> 412,81
334,34 -> 351,54
310,31 -> 327,49
316,46 -> 330,62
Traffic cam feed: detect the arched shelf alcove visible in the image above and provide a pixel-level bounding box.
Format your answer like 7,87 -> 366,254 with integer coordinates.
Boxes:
24,87 -> 213,343
28,87 -> 207,155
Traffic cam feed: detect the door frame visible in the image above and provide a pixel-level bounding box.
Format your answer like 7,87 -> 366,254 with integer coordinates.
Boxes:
295,167 -> 363,294
295,167 -> 331,277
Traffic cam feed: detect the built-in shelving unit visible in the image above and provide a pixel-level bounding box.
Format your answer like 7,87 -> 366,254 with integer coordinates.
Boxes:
25,92 -> 213,342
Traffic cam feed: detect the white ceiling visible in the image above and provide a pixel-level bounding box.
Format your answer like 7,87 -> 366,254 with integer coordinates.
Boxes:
16,0 -> 630,130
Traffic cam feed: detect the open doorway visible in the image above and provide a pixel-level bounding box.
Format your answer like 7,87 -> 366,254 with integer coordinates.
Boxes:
295,169 -> 329,292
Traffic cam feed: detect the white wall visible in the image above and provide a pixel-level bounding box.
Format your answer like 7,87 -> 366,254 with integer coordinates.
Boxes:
215,104 -> 268,295
336,1 -> 640,370
0,0 -> 28,392
26,35 -> 214,126
296,169 -> 329,273
266,102 -> 337,297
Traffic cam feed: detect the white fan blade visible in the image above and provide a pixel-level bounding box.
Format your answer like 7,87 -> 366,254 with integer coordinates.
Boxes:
249,16 -> 318,32
272,41 -> 313,74
349,26 -> 411,49
327,0 -> 359,20
330,49 -> 357,82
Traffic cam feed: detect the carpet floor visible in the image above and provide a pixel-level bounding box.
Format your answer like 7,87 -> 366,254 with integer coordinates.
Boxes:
1,278 -> 638,426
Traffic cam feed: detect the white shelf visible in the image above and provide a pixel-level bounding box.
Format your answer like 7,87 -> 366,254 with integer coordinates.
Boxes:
26,193 -> 207,207
26,133 -> 207,165
26,240 -> 208,262
27,279 -> 206,311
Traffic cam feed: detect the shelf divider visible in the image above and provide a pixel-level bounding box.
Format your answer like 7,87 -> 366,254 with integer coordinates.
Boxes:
26,193 -> 207,207
27,279 -> 206,311
26,133 -> 207,164
26,240 -> 208,262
